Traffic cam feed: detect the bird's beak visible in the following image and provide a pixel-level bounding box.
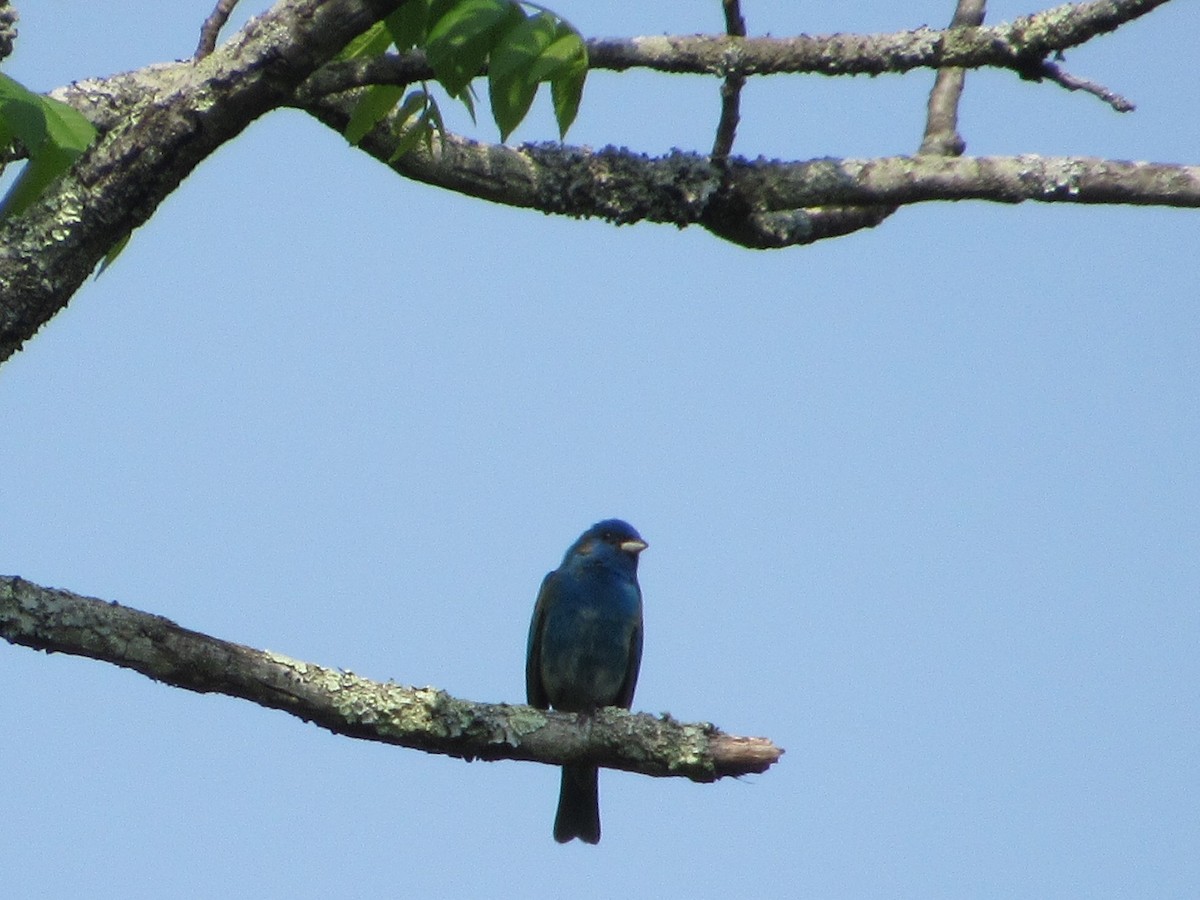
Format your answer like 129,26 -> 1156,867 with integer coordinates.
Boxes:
620,539 -> 648,554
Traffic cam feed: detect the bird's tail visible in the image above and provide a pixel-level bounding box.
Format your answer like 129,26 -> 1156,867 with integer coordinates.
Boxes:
554,765 -> 600,844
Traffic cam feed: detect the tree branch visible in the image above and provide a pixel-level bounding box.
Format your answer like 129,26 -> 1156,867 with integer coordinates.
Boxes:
920,0 -> 987,156
711,0 -> 747,160
295,92 -> 1200,244
195,0 -> 243,60
1026,57 -> 1135,112
299,0 -> 1161,109
801,0 -> 998,250
584,0 -> 1168,78
0,0 -> 1187,363
726,153 -> 1200,210
0,576 -> 782,781
0,0 -> 410,364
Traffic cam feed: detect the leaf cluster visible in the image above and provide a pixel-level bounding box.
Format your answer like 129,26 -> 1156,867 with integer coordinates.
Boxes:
341,0 -> 587,149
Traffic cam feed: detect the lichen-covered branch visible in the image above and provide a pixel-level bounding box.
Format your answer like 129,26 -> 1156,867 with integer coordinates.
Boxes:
299,0 -> 1162,105
585,0 -> 1167,78
294,98 -> 1200,246
804,0 -> 993,247
0,0 -> 1190,364
0,1 -> 17,64
0,575 -> 782,781
726,153 -> 1200,210
0,0 -> 410,363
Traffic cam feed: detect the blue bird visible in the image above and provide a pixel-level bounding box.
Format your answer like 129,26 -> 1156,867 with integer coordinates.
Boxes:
526,519 -> 647,844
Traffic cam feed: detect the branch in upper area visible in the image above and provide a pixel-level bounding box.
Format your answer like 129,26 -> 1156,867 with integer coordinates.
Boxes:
0,0 -> 1185,365
296,89 -> 1200,246
1026,58 -> 1135,111
0,576 -> 782,781
796,0 -> 992,246
195,0 -> 243,60
711,0 -> 747,160
589,0 -> 1165,80
0,0 -> 411,364
920,0 -> 987,156
24,0 -> 1166,168
302,0 -> 1161,111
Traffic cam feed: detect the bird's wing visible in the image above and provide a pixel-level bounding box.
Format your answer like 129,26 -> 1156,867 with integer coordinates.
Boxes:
615,613 -> 643,710
525,570 -> 556,709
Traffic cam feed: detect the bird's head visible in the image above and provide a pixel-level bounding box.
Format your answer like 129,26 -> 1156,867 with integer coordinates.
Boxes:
564,519 -> 648,568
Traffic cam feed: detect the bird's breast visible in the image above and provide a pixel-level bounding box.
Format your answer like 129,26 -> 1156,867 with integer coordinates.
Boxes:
537,576 -> 641,711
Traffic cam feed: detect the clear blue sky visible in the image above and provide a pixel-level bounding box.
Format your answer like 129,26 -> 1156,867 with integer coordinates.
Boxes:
3,2 -> 1198,897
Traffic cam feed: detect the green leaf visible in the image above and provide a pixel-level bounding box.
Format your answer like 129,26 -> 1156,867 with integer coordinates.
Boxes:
388,113 -> 431,162
550,71 -> 584,137
0,73 -> 49,150
40,93 -> 98,154
488,12 -> 558,83
338,21 -> 393,61
395,89 -> 430,130
458,83 -> 478,124
386,1 -> 431,51
0,72 -> 27,103
487,12 -> 558,141
521,27 -> 588,137
428,0 -> 465,30
525,32 -> 582,83
426,0 -> 522,97
343,84 -> 406,145
425,93 -> 445,141
0,98 -> 46,155
383,88 -> 432,160
547,38 -> 587,137
0,144 -> 74,219
0,74 -> 98,220
95,232 -> 132,278
411,94 -> 445,156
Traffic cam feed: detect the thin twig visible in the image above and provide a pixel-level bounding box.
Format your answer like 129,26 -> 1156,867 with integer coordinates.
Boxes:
721,0 -> 746,35
1032,59 -> 1135,112
195,0 -> 242,60
300,52 -> 433,97
920,0 -> 987,156
300,1 -> 1165,116
585,0 -> 1171,79
712,0 -> 747,159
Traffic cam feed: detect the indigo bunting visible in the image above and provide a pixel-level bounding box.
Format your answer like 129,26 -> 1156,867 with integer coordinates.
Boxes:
526,519 -> 647,844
